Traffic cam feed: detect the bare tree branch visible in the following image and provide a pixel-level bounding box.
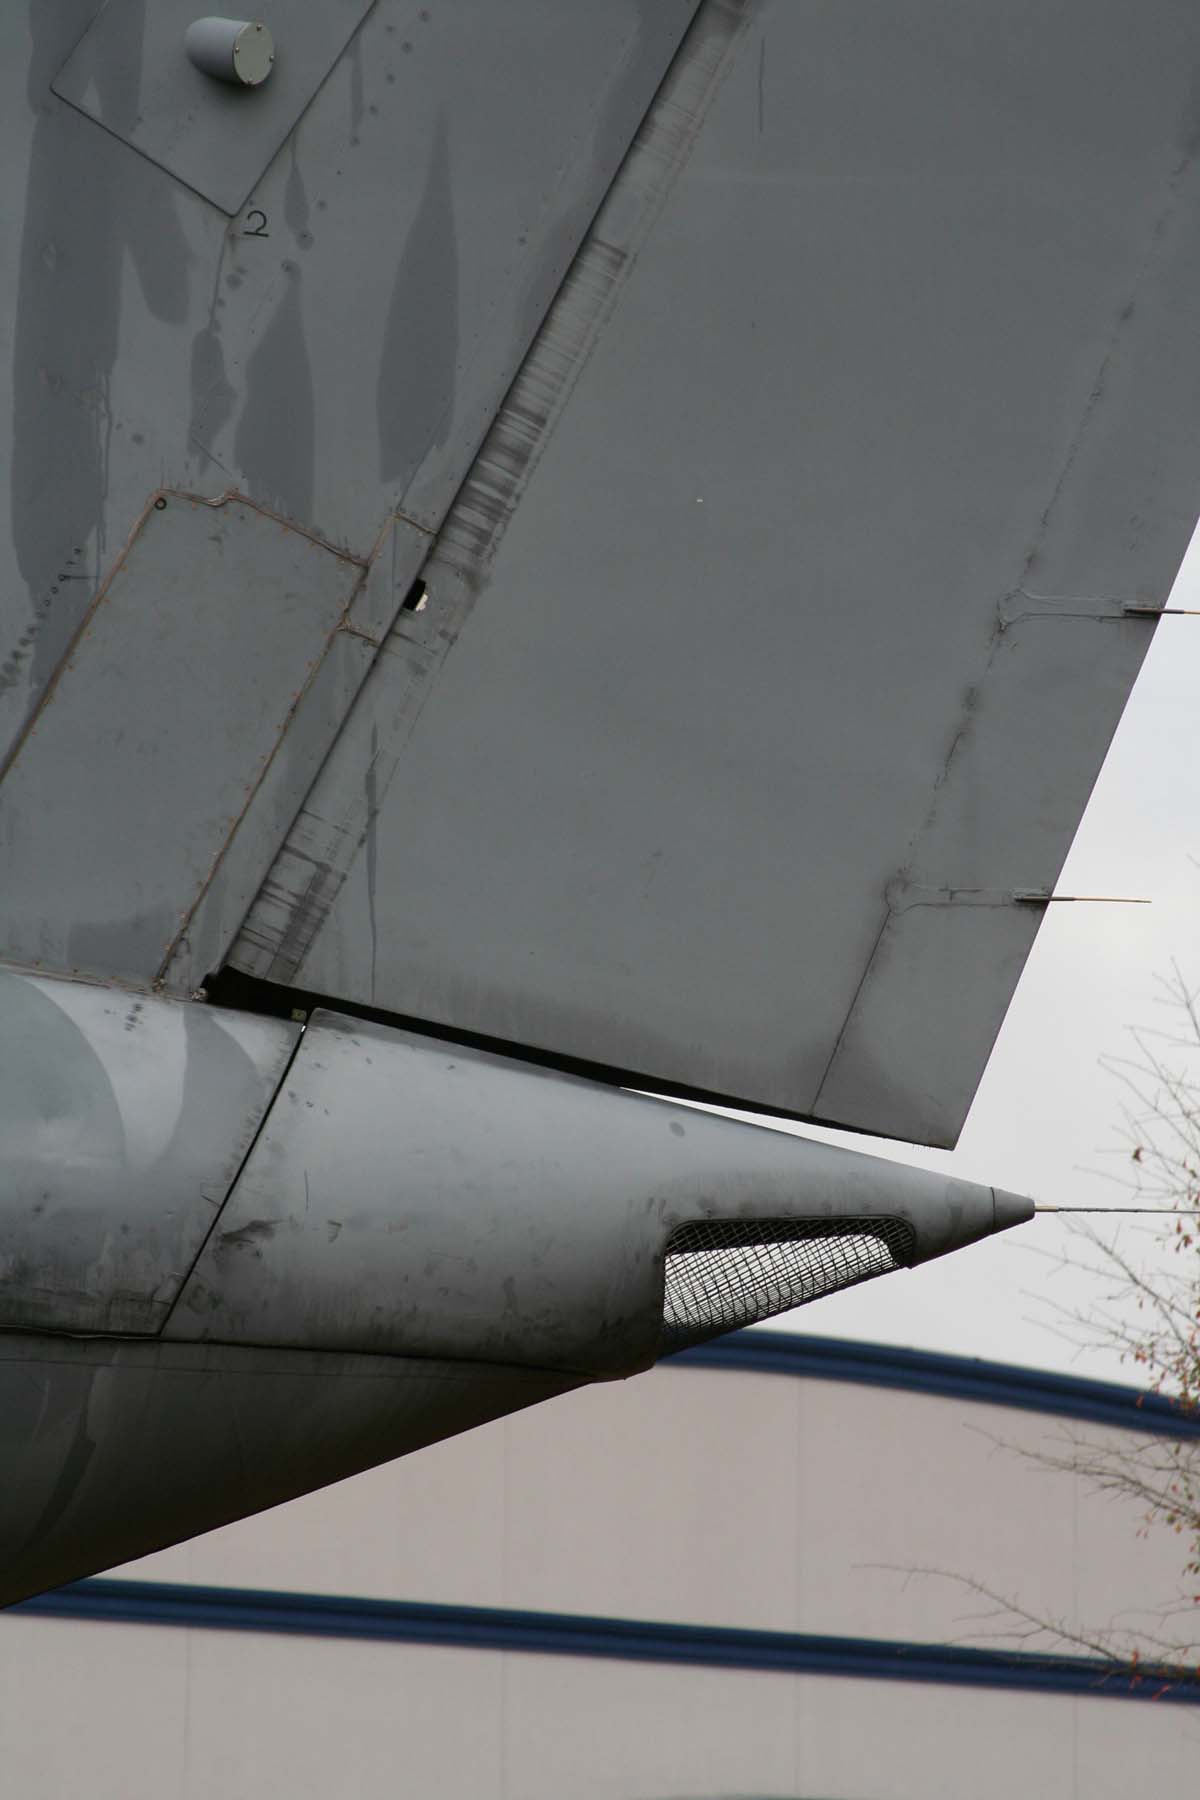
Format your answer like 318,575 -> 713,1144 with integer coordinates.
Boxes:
879,972 -> 1200,1685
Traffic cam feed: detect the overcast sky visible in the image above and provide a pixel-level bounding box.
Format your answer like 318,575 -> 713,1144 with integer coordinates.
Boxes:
740,530 -> 1200,1382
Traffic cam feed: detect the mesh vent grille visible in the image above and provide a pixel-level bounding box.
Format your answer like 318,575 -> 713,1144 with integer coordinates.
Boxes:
660,1217 -> 915,1351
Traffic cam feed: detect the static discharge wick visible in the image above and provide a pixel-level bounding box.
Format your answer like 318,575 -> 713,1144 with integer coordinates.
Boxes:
1034,1205 -> 1200,1215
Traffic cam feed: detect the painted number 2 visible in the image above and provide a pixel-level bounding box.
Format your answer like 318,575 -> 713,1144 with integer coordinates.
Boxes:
242,209 -> 270,238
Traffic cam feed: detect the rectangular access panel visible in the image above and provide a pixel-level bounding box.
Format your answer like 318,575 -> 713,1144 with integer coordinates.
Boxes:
0,493 -> 364,986
54,0 -> 374,214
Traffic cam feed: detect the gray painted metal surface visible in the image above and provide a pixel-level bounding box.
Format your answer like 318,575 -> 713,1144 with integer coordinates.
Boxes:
0,1332 -> 575,1607
235,0 -> 1200,1145
2,0 -> 699,764
165,1009 -> 1030,1375
0,970 -> 297,1333
1,0 -> 1195,1602
0,493 -> 364,986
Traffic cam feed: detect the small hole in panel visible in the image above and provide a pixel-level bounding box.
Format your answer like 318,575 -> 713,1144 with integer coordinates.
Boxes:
401,577 -> 428,614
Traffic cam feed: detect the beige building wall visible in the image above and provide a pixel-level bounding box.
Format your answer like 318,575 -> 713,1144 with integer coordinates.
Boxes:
5,1619 -> 1200,1800
116,1359 -> 1188,1642
3,1345 -> 1197,1798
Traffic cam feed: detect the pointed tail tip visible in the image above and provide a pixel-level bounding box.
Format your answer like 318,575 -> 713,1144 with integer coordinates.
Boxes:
992,1186 -> 1036,1234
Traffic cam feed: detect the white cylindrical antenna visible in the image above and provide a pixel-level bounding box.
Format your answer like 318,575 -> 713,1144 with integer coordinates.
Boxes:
185,18 -> 275,88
